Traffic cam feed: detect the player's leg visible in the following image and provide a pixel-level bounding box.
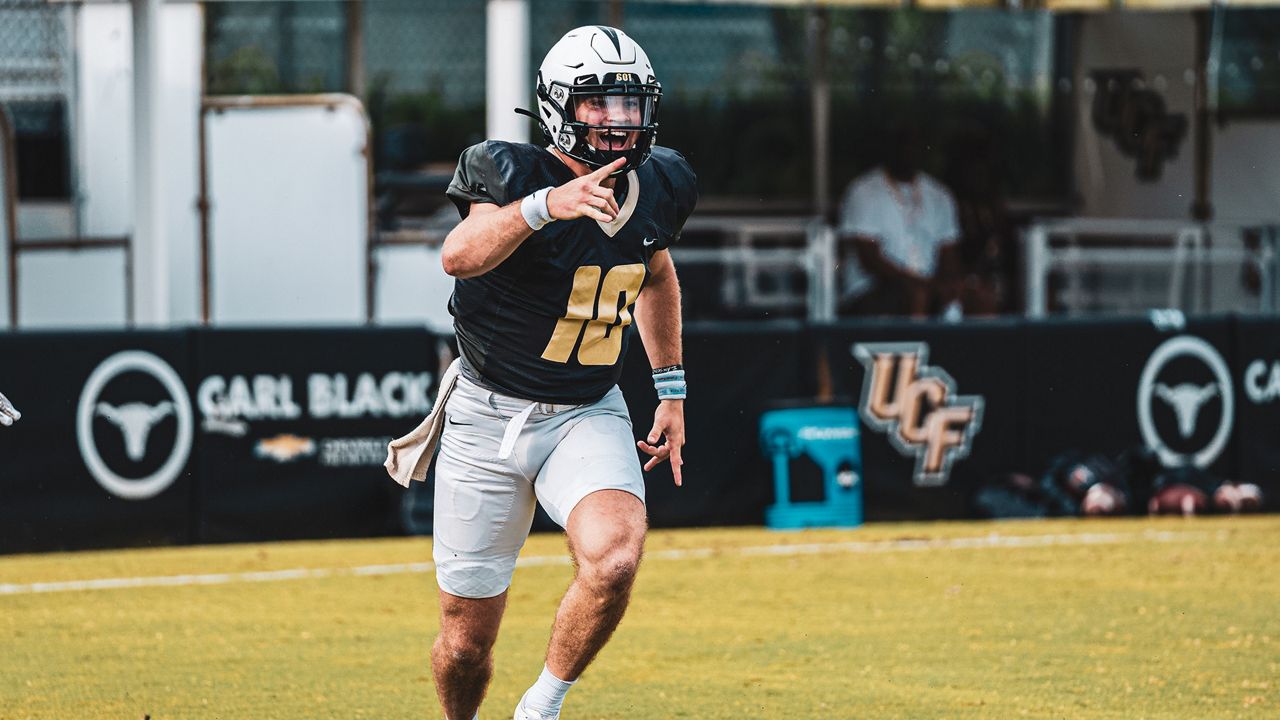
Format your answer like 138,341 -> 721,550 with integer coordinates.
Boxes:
433,590 -> 507,720
515,489 -> 645,719
431,378 -> 539,719
549,488 -> 647,679
517,389 -> 646,717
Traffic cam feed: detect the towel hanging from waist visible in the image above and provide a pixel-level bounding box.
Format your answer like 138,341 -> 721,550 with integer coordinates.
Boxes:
384,357 -> 461,487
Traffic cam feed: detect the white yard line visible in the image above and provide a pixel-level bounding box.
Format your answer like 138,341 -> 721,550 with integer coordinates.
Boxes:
0,528 -> 1222,596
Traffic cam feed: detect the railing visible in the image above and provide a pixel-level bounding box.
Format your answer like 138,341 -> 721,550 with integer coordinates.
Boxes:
369,212 -> 841,322
1022,218 -> 1279,318
371,212 -> 1280,323
673,215 -> 836,323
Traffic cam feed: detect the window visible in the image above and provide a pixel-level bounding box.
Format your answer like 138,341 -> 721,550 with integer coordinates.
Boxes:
5,100 -> 71,199
1218,9 -> 1280,117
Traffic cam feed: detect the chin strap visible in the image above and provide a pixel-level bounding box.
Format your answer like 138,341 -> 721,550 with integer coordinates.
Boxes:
514,107 -> 551,143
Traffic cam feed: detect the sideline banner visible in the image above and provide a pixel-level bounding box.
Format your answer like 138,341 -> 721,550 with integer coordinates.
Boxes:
0,332 -> 195,553
0,317 -> 1273,554
1234,317 -> 1280,495
192,328 -> 438,542
812,320 -> 1024,520
619,322 -> 807,527
1021,317 -> 1239,483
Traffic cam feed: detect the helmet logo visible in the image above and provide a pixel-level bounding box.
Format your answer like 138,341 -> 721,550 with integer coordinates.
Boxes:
597,26 -> 624,57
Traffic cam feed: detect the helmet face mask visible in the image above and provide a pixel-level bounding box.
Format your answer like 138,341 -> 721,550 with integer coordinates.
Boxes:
534,27 -> 661,175
561,84 -> 660,170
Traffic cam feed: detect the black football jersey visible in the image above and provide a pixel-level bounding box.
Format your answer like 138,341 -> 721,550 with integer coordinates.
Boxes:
445,141 -> 697,404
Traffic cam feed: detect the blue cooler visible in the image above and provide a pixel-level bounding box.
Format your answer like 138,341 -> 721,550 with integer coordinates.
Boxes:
759,406 -> 863,529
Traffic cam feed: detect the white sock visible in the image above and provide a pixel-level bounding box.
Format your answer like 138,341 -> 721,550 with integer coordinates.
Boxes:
523,665 -> 575,716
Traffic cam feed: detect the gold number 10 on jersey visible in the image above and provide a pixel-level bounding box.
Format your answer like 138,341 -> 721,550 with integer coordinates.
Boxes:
542,263 -> 647,366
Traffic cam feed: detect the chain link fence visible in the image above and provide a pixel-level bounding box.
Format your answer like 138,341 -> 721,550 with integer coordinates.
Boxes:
195,2 -> 1269,211
361,0 -> 486,181
206,1 -> 348,95
0,0 -> 71,102
528,4 -> 1061,204
562,2 -> 814,202
203,1 -> 1064,205
206,0 -> 485,223
0,0 -> 74,199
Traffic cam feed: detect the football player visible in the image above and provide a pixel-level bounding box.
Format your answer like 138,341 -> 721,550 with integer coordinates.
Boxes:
430,25 -> 695,720
0,391 -> 19,427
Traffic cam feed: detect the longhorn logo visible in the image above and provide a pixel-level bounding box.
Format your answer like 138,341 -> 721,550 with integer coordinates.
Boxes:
1154,383 -> 1218,438
77,351 -> 193,500
1137,336 -> 1234,469
95,401 -> 175,460
853,342 -> 984,487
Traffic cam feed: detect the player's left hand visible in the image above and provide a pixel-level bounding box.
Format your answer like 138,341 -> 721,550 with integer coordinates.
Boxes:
0,391 -> 20,427
638,399 -> 684,486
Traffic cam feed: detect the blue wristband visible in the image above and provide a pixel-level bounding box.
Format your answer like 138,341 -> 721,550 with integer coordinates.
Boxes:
653,366 -> 687,401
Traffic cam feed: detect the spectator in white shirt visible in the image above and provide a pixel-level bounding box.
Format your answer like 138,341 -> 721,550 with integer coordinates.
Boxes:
838,126 -> 961,318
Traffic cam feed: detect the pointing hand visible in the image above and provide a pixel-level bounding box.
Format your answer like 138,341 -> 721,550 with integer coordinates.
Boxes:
547,157 -> 626,223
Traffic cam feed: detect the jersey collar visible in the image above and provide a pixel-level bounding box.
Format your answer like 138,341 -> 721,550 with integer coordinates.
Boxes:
596,170 -> 640,237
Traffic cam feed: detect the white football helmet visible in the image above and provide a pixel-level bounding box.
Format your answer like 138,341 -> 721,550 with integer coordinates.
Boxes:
530,26 -> 661,174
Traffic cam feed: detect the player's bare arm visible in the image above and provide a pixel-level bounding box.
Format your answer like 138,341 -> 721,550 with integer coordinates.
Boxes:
634,249 -> 686,486
441,156 -> 626,279
440,201 -> 533,278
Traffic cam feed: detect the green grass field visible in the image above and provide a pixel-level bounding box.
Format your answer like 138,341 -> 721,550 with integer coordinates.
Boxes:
2,516 -> 1277,719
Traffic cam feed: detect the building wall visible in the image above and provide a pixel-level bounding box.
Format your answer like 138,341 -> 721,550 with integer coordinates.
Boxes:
1072,11 -> 1280,223
1072,12 -> 1198,219
158,5 -> 203,325
1213,120 -> 1280,222
7,3 -> 202,328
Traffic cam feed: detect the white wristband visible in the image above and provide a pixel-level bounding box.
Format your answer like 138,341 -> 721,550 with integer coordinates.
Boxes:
520,187 -> 555,231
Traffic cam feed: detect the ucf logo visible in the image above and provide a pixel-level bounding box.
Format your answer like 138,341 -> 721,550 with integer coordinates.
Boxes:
853,343 -> 984,487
